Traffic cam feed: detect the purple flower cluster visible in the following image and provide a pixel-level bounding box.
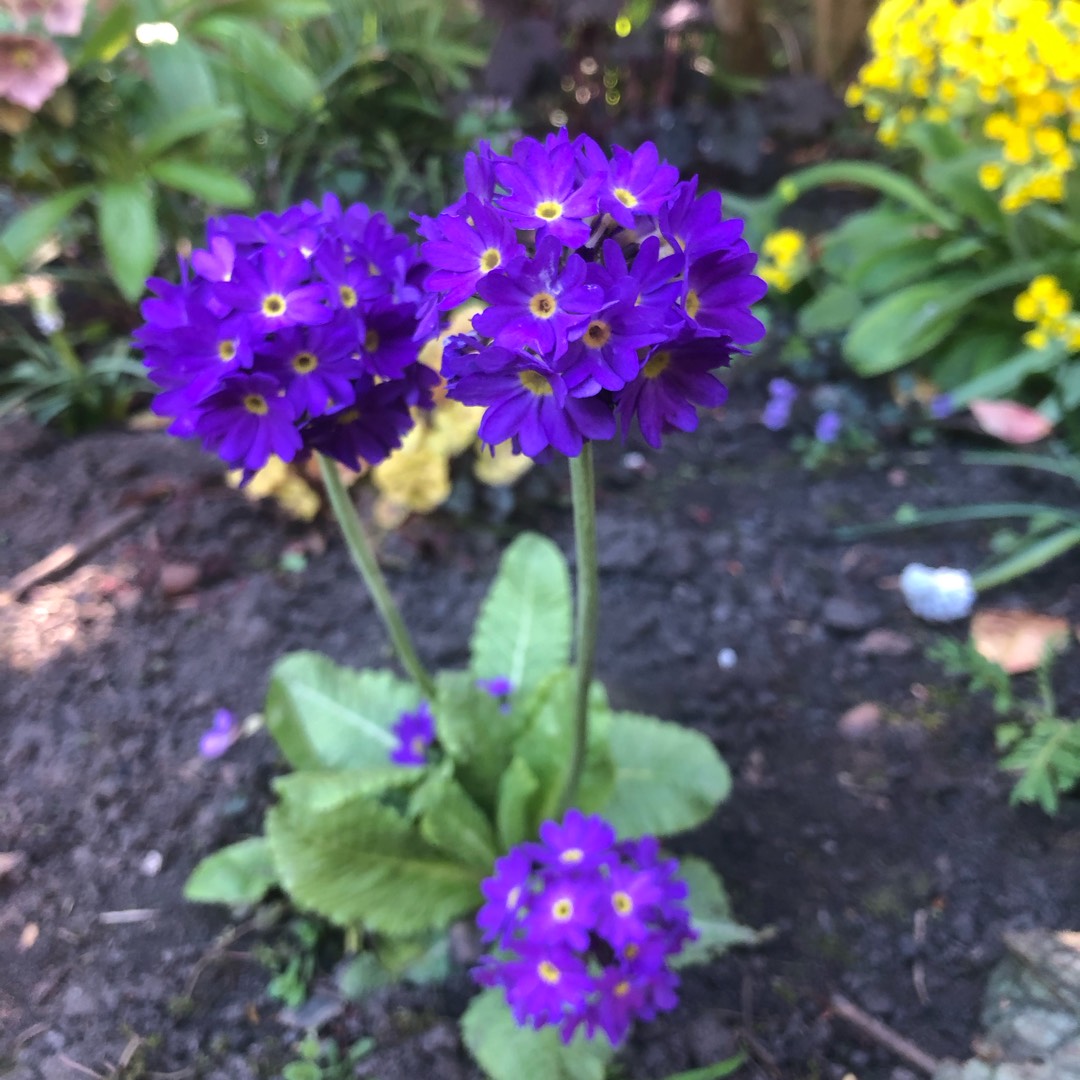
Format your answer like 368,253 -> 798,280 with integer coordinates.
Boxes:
136,196 -> 440,474
389,702 -> 436,766
419,132 -> 766,456
474,810 -> 696,1045
761,377 -> 797,431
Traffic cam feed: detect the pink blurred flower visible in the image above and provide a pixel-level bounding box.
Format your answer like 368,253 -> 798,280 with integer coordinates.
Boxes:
1,0 -> 88,36
0,33 -> 68,110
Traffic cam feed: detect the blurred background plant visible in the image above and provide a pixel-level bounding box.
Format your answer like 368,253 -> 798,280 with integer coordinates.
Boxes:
749,0 -> 1080,449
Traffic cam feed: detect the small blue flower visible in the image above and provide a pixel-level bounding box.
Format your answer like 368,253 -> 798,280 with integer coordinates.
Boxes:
199,709 -> 239,759
814,409 -> 843,444
389,702 -> 435,766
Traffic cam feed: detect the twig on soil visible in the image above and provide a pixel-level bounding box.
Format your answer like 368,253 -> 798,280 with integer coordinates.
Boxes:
14,1021 -> 48,1049
98,908 -> 158,925
183,917 -> 260,999
57,1054 -> 108,1080
829,993 -> 941,1076
1,505 -> 147,603
740,972 -> 784,1080
913,908 -> 931,1006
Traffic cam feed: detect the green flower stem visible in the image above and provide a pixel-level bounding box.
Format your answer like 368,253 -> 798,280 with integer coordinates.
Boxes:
317,454 -> 435,698
560,441 -> 599,815
50,330 -> 84,379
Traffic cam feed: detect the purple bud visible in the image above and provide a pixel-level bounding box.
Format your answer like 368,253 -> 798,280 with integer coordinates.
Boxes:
199,708 -> 239,759
814,410 -> 842,444
761,397 -> 793,431
929,393 -> 954,419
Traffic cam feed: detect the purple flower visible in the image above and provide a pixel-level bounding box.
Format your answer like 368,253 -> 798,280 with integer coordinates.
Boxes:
473,811 -> 696,1045
476,675 -> 514,714
199,708 -> 239,759
423,195 -> 526,310
683,249 -> 768,343
930,393 -> 954,419
616,334 -> 734,449
494,132 -> 602,247
761,377 -> 797,431
138,200 -> 439,474
389,702 -> 435,766
814,410 -> 843,443
452,348 -> 615,459
192,372 -> 302,471
579,138 -> 680,228
474,236 -> 602,358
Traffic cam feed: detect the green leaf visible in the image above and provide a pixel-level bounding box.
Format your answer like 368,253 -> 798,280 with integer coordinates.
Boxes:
149,158 -> 254,207
184,837 -> 277,905
923,150 -> 1003,230
600,712 -> 731,839
265,651 -> 420,771
74,0 -> 136,65
97,179 -> 159,301
146,38 -> 219,114
661,1054 -> 747,1080
674,858 -> 758,968
139,104 -> 243,161
272,766 -> 421,812
471,533 -> 573,697
409,766 -> 499,869
973,525 -> 1080,591
1002,718 -> 1080,814
516,671 -> 615,827
496,756 -> 540,849
0,187 -> 93,279
266,793 -> 482,934
461,989 -> 613,1080
933,331 -> 1027,392
434,670 -> 526,809
797,283 -> 862,337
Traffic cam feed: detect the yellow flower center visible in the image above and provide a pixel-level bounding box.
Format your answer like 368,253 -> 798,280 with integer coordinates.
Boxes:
684,289 -> 701,319
624,944 -> 639,959
614,980 -> 631,997
537,960 -> 561,985
262,293 -> 286,317
559,847 -> 584,864
584,320 -> 612,348
291,351 -> 318,374
613,187 -> 638,208
507,886 -> 521,909
336,408 -> 360,425
217,339 -> 238,362
339,284 -> 358,308
643,351 -> 670,378
612,890 -> 634,915
552,898 -> 574,921
529,292 -> 558,318
535,200 -> 563,221
364,329 -> 380,353
480,248 -> 502,272
243,394 -> 269,416
410,735 -> 426,755
519,370 -> 553,396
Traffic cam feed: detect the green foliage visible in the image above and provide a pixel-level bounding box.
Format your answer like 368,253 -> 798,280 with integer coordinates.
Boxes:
599,712 -> 731,839
673,859 -> 759,968
266,652 -> 420,770
184,837 -> 277,906
470,533 -> 574,697
754,122 -> 1080,444
461,989 -> 614,1080
931,634 -> 1080,813
660,1056 -> 747,1080
282,1034 -> 375,1080
837,449 -> 1080,592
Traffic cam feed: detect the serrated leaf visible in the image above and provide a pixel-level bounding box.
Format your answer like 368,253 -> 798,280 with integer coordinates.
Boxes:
265,651 -> 420,771
97,179 -> 159,301
434,670 -> 526,810
516,671 -> 614,828
471,533 -> 572,697
0,186 -> 93,279
461,988 -> 613,1080
150,158 -> 254,207
273,766 -> 421,812
409,766 -> 498,869
267,794 -> 482,933
496,756 -> 540,849
673,858 -> 757,968
600,713 -> 731,839
184,837 -> 277,906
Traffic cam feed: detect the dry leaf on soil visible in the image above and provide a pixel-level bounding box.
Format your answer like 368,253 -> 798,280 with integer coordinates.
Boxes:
969,399 -> 1054,444
971,609 -> 1071,674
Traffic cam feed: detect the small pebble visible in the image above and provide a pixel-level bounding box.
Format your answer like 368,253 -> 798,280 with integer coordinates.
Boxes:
621,451 -> 647,471
716,647 -> 738,669
139,850 -> 163,877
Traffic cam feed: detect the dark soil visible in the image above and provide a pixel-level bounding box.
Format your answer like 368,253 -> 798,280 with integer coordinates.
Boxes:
3,368 -> 1080,1080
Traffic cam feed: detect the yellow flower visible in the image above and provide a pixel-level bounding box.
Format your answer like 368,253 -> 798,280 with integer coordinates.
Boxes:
979,161 -> 1006,189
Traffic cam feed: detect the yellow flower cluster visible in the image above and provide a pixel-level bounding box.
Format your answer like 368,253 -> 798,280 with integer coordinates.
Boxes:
1013,274 -> 1080,348
846,0 -> 1080,211
757,229 -> 809,293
